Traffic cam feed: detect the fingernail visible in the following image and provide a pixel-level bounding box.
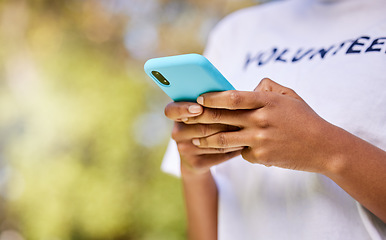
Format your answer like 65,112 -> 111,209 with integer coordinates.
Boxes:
188,105 -> 202,114
181,118 -> 188,122
192,139 -> 200,146
197,96 -> 204,105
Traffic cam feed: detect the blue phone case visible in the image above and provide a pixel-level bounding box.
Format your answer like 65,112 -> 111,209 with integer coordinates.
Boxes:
144,54 -> 235,102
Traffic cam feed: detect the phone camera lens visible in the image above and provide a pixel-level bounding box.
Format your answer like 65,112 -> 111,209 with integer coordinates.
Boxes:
151,71 -> 170,86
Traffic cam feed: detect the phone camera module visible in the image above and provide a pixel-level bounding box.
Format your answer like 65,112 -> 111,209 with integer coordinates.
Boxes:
151,71 -> 170,86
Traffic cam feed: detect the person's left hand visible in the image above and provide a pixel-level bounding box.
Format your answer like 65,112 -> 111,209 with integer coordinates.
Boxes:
183,78 -> 339,174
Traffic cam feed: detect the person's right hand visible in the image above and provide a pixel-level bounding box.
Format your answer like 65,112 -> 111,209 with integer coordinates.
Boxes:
165,102 -> 243,175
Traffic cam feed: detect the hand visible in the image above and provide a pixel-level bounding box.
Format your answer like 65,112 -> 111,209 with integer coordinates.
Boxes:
184,78 -> 339,174
164,102 -> 243,174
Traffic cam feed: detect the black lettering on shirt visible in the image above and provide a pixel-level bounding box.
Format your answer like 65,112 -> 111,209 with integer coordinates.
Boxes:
292,49 -> 313,62
244,35 -> 386,69
244,52 -> 257,69
365,37 -> 386,53
275,49 -> 289,63
346,36 -> 370,54
333,40 -> 353,55
244,49 -> 278,69
259,48 -> 278,66
310,46 -> 334,59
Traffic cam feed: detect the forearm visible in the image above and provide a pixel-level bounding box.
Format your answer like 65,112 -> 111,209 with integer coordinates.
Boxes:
323,126 -> 386,223
181,162 -> 218,240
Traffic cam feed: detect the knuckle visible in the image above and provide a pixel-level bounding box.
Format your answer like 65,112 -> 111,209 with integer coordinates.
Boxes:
228,91 -> 242,108
176,142 -> 190,153
258,78 -> 273,92
252,149 -> 261,162
241,147 -> 252,161
171,124 -> 181,140
250,149 -> 264,164
255,131 -> 269,142
164,105 -> 172,118
210,109 -> 222,121
252,132 -> 272,152
252,131 -> 264,142
242,146 -> 269,165
259,116 -> 270,128
251,112 -> 270,128
198,124 -> 209,137
199,137 -> 208,147
254,149 -> 271,166
215,148 -> 226,153
261,78 -> 272,84
260,78 -> 272,89
171,131 -> 178,141
280,87 -> 294,95
164,103 -> 185,119
217,132 -> 228,147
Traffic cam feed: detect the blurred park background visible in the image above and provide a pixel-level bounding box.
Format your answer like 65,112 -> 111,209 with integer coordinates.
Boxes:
0,0 -> 263,239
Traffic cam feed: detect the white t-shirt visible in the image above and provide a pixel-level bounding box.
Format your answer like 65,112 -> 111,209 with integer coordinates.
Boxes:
162,0 -> 386,239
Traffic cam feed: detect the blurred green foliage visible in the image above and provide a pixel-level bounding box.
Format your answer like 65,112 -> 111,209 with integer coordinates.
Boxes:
0,0 -> 258,239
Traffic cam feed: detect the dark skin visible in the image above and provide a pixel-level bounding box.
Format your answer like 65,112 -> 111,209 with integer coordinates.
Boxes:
165,78 -> 386,240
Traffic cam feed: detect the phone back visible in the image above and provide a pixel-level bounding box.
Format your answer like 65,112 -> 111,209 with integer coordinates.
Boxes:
144,54 -> 235,102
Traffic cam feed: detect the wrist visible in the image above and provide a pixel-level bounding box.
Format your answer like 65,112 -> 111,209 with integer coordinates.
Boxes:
317,124 -> 353,177
181,159 -> 212,179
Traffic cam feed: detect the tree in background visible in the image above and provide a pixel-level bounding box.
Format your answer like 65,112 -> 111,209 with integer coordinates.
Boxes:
0,0 -> 258,239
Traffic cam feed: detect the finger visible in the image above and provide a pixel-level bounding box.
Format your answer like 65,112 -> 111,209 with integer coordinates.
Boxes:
241,146 -> 254,162
192,130 -> 251,148
240,147 -> 272,167
183,150 -> 242,172
201,146 -> 244,154
199,150 -> 243,166
178,141 -> 244,155
183,108 -> 249,126
197,90 -> 271,110
254,78 -> 303,101
164,102 -> 203,121
172,122 -> 240,141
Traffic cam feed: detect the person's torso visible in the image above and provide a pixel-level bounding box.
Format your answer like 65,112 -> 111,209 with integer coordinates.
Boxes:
206,0 -> 386,239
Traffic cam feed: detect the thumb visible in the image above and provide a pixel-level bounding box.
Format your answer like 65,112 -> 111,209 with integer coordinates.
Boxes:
254,78 -> 303,101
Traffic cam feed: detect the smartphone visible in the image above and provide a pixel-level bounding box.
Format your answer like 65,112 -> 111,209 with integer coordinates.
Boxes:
144,54 -> 235,102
